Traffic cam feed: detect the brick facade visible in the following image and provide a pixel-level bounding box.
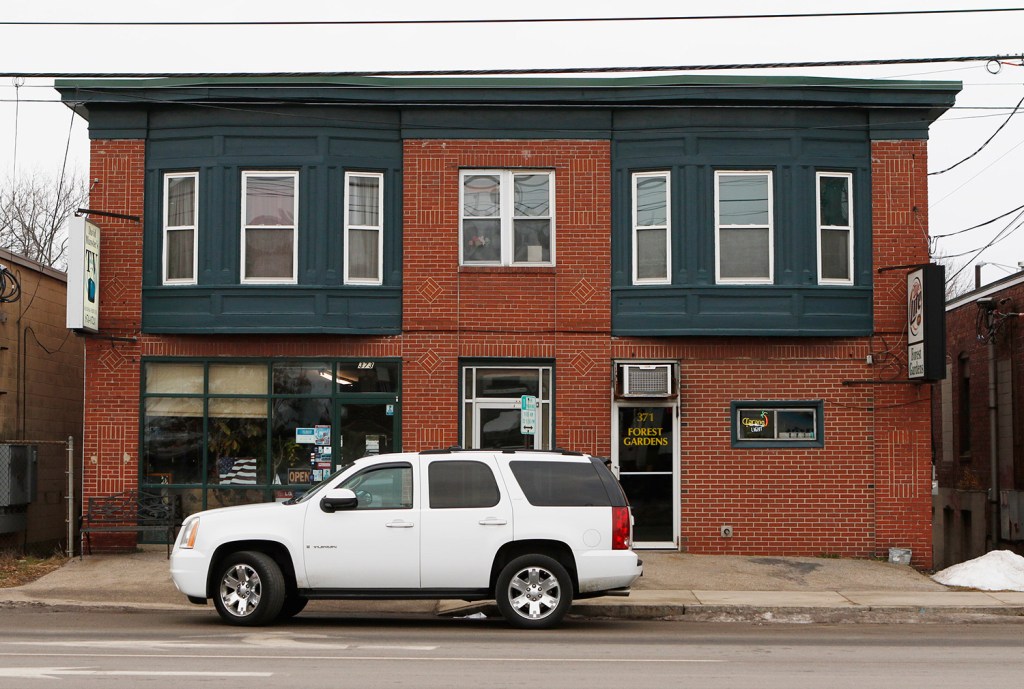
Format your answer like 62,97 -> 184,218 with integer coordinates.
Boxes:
82,135 -> 937,564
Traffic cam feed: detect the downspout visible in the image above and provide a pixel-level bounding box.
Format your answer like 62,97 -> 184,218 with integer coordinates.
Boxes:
987,334 -> 999,550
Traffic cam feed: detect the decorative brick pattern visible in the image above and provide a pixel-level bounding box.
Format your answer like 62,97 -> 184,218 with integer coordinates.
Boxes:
82,135 -> 936,565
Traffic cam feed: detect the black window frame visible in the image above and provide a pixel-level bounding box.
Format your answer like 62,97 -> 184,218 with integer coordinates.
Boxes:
730,400 -> 824,449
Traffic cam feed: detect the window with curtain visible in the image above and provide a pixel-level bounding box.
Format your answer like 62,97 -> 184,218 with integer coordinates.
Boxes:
632,171 -> 671,284
242,171 -> 298,283
460,170 -> 554,266
344,172 -> 384,284
716,171 -> 773,283
163,172 -> 198,284
817,172 -> 854,284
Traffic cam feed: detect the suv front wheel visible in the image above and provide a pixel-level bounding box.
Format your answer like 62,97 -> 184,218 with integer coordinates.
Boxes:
213,551 -> 285,626
495,554 -> 573,629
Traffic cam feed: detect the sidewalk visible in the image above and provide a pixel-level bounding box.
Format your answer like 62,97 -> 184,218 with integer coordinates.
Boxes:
2,548 -> 1023,623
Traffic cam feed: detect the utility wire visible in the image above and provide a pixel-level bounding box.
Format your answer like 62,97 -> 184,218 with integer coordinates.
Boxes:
931,201 -> 1024,238
3,7 -> 1023,26
5,53 -> 1021,79
929,92 -> 1024,175
943,209 -> 1024,285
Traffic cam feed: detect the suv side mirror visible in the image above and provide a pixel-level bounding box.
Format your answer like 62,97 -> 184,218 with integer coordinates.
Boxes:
320,488 -> 358,513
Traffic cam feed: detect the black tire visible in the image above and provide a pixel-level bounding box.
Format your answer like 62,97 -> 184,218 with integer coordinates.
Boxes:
495,554 -> 573,629
212,551 -> 285,627
278,594 -> 309,621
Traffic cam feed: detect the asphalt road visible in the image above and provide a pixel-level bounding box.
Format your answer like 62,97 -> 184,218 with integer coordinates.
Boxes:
0,607 -> 1022,688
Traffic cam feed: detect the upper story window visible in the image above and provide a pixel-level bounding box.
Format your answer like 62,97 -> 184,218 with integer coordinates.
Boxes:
632,172 -> 671,284
817,172 -> 854,285
715,171 -> 773,284
241,171 -> 298,284
163,172 -> 198,285
460,170 -> 554,266
344,172 -> 384,285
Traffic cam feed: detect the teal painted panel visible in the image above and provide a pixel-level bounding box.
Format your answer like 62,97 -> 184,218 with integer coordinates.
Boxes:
142,287 -> 401,333
611,286 -> 872,336
224,136 -> 318,156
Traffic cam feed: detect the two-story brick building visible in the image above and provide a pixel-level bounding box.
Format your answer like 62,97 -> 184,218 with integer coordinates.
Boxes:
57,74 -> 957,563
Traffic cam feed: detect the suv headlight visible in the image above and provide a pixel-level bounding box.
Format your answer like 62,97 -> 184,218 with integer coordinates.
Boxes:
179,517 -> 200,549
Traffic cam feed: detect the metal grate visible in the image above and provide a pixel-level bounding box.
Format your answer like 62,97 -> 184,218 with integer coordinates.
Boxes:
622,365 -> 672,397
0,444 -> 37,507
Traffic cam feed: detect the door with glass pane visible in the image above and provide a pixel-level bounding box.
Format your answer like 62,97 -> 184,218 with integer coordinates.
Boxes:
613,404 -> 678,548
473,401 -> 539,450
462,365 -> 552,450
335,403 -> 397,467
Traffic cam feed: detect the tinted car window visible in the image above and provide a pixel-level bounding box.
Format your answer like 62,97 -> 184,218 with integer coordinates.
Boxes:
429,460 -> 500,508
509,460 -> 612,507
340,464 -> 413,509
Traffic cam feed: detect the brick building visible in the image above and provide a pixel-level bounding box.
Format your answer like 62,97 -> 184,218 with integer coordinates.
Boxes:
934,275 -> 1024,568
57,75 -> 957,563
0,249 -> 84,552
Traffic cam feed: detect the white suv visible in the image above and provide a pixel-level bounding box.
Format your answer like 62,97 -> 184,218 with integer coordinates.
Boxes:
170,448 -> 642,629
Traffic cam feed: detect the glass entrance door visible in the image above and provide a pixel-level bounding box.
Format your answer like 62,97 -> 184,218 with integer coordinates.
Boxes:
613,404 -> 678,548
335,402 -> 398,468
473,401 -> 540,450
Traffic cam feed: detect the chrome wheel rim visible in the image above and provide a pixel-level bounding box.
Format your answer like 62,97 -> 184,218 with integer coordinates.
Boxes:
219,563 -> 262,618
506,566 -> 561,620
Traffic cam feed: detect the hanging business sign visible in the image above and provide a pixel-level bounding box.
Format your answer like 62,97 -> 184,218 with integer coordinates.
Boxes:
906,264 -> 945,381
65,217 -> 100,332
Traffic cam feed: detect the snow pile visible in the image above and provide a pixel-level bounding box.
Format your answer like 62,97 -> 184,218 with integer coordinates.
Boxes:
932,550 -> 1024,591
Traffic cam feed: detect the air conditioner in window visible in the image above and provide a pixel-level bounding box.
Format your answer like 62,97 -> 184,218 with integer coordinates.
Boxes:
619,364 -> 674,398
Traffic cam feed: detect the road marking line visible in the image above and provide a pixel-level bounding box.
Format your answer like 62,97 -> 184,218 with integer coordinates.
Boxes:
0,652 -> 720,663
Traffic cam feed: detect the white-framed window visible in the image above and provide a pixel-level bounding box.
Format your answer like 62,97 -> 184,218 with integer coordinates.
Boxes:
461,365 -> 553,450
715,170 -> 773,284
817,171 -> 854,285
632,171 -> 671,284
241,171 -> 298,284
162,172 -> 198,285
460,170 -> 554,266
344,171 -> 384,285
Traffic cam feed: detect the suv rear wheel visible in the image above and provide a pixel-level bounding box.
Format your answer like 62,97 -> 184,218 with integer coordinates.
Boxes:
213,551 -> 285,626
495,554 -> 573,629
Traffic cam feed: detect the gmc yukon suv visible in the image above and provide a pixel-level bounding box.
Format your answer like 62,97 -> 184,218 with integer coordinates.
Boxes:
170,448 -> 642,629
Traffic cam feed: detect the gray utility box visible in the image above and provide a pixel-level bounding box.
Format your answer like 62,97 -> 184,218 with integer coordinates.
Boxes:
0,444 -> 38,533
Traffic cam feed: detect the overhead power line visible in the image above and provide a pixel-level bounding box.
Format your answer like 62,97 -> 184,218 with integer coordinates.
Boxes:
2,7 -> 1024,26
929,92 -> 1024,175
6,54 -> 1022,79
932,201 -> 1024,239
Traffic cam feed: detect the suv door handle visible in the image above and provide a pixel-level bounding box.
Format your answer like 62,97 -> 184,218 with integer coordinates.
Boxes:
385,520 -> 415,528
478,518 -> 507,526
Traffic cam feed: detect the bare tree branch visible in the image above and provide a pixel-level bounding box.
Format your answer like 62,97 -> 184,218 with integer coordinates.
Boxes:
0,171 -> 88,271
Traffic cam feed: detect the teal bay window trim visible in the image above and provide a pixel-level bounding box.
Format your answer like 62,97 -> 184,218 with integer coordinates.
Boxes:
241,170 -> 299,285
344,171 -> 385,285
631,171 -> 671,285
459,169 -> 555,267
816,171 -> 855,285
729,400 -> 824,449
714,170 -> 775,285
162,171 -> 198,285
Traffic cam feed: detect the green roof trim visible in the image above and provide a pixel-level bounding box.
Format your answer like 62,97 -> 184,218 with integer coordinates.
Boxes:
55,73 -> 961,92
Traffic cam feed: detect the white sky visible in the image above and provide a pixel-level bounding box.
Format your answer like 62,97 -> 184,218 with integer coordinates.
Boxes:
1,0 -> 1023,289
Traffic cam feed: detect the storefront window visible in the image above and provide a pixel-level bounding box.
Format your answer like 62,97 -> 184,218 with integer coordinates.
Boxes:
140,358 -> 401,516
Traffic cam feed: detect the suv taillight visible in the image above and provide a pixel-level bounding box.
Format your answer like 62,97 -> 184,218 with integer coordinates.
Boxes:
612,506 -> 631,550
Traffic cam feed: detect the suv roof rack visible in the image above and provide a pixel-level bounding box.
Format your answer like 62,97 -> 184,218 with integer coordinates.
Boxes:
420,447 -> 586,457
